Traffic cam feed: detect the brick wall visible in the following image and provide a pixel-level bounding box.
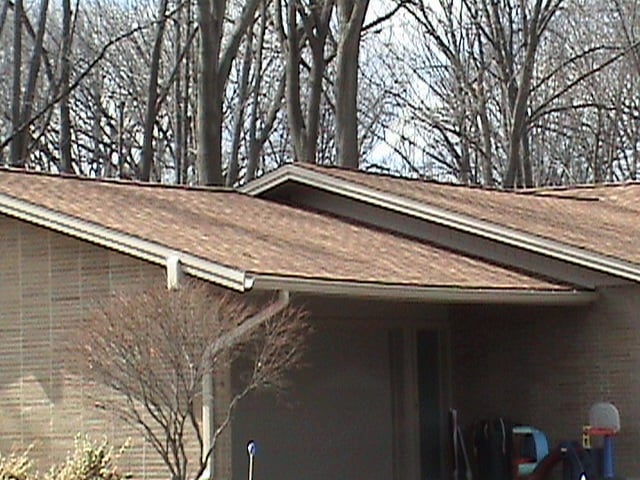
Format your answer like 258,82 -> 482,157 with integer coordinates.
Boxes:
0,215 -> 170,477
450,287 -> 640,477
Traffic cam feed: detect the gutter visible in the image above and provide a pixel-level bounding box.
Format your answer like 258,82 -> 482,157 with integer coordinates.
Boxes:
247,275 -> 598,306
0,188 -> 598,306
0,193 -> 248,291
242,166 -> 640,283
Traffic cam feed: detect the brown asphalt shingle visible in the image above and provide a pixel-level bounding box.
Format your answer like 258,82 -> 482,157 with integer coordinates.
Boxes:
0,169 -> 569,290
295,164 -> 640,266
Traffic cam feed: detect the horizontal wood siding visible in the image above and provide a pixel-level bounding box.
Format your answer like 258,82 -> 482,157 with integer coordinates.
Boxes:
0,215 -> 169,477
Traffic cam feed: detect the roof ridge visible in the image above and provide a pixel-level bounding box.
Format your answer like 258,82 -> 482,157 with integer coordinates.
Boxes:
524,181 -> 640,192
295,163 -> 513,192
293,163 -> 606,198
294,163 -> 640,196
0,167 -> 235,193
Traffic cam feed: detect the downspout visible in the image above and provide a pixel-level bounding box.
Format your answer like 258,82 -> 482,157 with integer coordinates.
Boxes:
201,289 -> 290,480
166,256 -> 290,479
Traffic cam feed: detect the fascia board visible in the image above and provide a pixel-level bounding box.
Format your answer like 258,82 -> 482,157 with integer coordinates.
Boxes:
0,193 -> 249,292
239,165 -> 296,195
248,274 -> 597,305
246,167 -> 640,283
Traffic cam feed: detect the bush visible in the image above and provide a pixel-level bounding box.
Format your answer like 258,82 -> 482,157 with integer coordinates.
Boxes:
0,436 -> 130,480
47,436 -> 131,480
0,447 -> 35,480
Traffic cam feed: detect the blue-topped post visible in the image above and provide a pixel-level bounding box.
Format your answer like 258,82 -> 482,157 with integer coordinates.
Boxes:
247,441 -> 256,480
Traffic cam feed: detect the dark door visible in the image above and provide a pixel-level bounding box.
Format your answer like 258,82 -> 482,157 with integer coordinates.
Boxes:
417,330 -> 444,480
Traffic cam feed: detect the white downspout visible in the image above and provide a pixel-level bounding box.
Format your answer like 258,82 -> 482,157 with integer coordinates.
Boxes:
201,290 -> 291,480
202,375 -> 215,480
166,255 -> 183,290
165,256 -> 290,479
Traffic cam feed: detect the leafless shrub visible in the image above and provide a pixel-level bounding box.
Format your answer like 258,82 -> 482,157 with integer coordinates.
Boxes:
67,279 -> 309,480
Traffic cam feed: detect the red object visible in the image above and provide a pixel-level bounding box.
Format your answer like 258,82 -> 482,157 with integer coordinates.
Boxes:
520,447 -> 562,480
587,427 -> 617,437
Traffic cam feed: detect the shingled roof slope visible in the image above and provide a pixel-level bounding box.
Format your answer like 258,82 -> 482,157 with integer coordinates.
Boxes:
0,169 -> 568,291
291,164 -> 640,267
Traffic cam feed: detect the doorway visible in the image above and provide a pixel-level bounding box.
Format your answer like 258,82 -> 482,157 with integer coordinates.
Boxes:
390,328 -> 448,480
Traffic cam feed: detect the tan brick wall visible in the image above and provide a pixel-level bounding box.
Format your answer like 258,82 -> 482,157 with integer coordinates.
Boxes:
0,215 -> 169,477
450,287 -> 640,477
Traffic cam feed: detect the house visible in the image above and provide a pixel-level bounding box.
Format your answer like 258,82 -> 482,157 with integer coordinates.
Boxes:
0,164 -> 639,480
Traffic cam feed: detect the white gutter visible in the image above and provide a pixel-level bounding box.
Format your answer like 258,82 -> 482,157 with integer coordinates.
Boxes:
0,187 -> 599,305
0,193 -> 248,291
242,166 -> 640,283
248,275 -> 597,305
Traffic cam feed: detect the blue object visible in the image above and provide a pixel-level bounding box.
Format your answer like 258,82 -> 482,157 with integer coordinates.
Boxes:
603,436 -> 615,479
247,441 -> 256,457
513,426 -> 550,476
531,430 -> 550,460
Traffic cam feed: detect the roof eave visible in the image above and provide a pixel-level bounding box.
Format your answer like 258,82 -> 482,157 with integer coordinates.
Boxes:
248,274 -> 597,305
243,166 -> 640,283
239,165 -> 297,195
0,193 -> 249,292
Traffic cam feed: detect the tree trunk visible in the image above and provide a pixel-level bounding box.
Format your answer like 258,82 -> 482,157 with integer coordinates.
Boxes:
197,0 -> 223,185
10,0 -> 23,167
304,38 -> 326,163
476,61 -> 494,186
174,4 -> 183,184
225,26 -> 253,187
117,100 -> 126,176
196,0 -> 260,186
283,0 -> 334,164
0,0 -> 10,39
17,0 -> 50,162
502,0 -> 561,188
245,0 -> 268,182
60,0 -> 73,173
141,0 -> 169,182
284,0 -> 306,162
246,73 -> 285,182
335,0 -> 369,169
180,0 -> 194,184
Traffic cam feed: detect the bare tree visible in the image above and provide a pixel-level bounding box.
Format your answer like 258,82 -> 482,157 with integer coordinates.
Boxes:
141,0 -> 170,181
196,0 -> 261,185
16,0 -> 52,163
0,0 -> 10,41
279,0 -> 335,163
398,0 -> 637,186
59,0 -> 73,173
10,0 -> 23,166
225,24 -> 254,186
67,280 -> 309,480
245,0 -> 286,182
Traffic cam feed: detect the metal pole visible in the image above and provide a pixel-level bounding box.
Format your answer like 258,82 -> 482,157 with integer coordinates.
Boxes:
603,435 -> 615,479
247,441 -> 256,480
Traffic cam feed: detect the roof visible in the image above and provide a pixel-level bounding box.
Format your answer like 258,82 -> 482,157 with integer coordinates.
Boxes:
0,169 -> 586,302
242,164 -> 640,282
